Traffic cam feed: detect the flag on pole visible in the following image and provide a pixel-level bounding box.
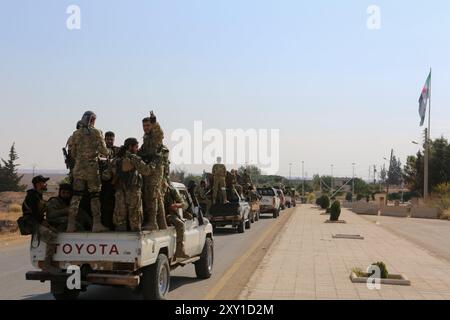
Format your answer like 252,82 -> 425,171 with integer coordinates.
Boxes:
418,71 -> 431,126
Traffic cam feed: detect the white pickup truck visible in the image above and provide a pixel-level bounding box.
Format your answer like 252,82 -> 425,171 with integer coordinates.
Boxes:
257,187 -> 281,218
26,182 -> 214,300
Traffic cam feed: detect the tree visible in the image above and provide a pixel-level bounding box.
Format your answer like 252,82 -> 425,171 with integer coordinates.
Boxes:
379,165 -> 387,183
0,143 -> 26,192
238,165 -> 262,184
387,155 -> 402,185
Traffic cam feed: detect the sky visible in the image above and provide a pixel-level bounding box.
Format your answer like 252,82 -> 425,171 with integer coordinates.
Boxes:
1,0 -> 450,178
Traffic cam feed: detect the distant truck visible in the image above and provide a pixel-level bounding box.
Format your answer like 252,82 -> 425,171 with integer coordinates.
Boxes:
257,187 -> 281,218
25,182 -> 214,300
275,188 -> 287,210
209,189 -> 251,233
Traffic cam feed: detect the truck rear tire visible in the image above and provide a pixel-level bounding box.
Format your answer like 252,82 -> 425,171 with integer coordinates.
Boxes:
51,284 -> 80,301
141,254 -> 170,300
245,219 -> 251,229
273,209 -> 278,219
195,237 -> 214,279
237,220 -> 245,233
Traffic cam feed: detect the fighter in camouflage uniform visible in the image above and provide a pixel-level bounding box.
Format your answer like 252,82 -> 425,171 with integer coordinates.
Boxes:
139,112 -> 168,231
66,111 -> 111,233
21,176 -> 58,272
212,157 -> 228,204
164,181 -> 190,259
103,138 -> 155,232
47,183 -> 92,232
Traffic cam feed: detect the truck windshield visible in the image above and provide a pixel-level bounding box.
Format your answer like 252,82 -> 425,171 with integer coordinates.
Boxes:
257,188 -> 275,196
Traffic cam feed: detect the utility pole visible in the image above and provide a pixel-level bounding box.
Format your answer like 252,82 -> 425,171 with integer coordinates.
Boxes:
424,68 -> 432,200
301,161 -> 305,197
385,149 -> 394,205
352,163 -> 356,197
424,128 -> 429,200
331,164 -> 334,192
289,163 -> 292,181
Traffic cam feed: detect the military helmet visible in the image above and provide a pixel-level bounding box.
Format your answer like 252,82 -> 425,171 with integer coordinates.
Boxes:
124,137 -> 139,148
81,111 -> 97,126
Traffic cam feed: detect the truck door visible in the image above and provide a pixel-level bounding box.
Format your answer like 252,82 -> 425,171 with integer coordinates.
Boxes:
178,189 -> 202,256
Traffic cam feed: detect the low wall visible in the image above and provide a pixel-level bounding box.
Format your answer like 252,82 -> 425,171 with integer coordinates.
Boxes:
352,203 -> 379,215
380,206 -> 409,218
410,207 -> 439,219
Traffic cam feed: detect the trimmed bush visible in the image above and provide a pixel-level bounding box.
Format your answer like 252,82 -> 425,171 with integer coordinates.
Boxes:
371,261 -> 389,279
316,195 -> 330,209
329,200 -> 341,221
345,192 -> 353,202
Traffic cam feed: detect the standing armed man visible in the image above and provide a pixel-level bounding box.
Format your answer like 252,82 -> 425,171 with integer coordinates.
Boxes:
66,111 -> 110,232
212,157 -> 228,204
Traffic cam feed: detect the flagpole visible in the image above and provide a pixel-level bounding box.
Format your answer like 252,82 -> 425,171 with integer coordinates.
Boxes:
424,68 -> 432,200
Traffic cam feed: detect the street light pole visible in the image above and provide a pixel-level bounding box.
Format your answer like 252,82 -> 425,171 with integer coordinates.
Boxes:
331,164 -> 334,192
352,163 -> 356,197
289,163 -> 292,181
302,161 -> 305,197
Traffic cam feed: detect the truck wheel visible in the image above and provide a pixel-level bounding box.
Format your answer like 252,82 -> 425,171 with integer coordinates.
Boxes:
51,285 -> 80,301
195,237 -> 214,279
250,213 -> 255,223
237,220 -> 245,233
273,209 -> 278,219
245,219 -> 251,229
141,254 -> 170,300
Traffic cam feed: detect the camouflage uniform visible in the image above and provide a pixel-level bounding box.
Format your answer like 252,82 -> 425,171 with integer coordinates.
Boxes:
194,184 -> 210,216
139,123 -> 167,231
47,196 -> 92,232
104,151 -> 154,232
212,163 -> 227,204
100,145 -> 120,229
164,183 -> 189,258
22,189 -> 58,271
67,125 -> 110,232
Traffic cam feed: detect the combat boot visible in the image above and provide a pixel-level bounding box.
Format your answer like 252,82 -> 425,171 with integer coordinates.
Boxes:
92,216 -> 109,233
143,212 -> 159,231
157,214 -> 168,230
175,242 -> 190,259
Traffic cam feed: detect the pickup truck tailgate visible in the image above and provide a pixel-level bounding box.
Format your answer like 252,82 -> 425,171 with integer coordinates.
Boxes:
30,231 -> 173,268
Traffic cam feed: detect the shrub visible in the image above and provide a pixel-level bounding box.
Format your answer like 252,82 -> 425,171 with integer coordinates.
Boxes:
371,261 -> 389,279
356,194 -> 364,201
329,200 -> 341,221
307,193 -> 316,204
316,195 -> 330,209
345,192 -> 353,202
8,204 -> 21,213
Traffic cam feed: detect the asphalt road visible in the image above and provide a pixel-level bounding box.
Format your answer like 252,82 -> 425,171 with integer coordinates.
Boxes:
0,210 -> 287,300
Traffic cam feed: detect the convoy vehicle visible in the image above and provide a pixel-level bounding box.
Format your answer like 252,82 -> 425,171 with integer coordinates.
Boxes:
209,189 -> 251,233
275,188 -> 287,210
248,197 -> 261,223
25,182 -> 214,300
285,194 -> 293,208
257,187 -> 281,218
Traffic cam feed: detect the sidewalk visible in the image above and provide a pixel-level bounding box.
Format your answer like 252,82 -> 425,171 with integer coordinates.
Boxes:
239,205 -> 450,300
